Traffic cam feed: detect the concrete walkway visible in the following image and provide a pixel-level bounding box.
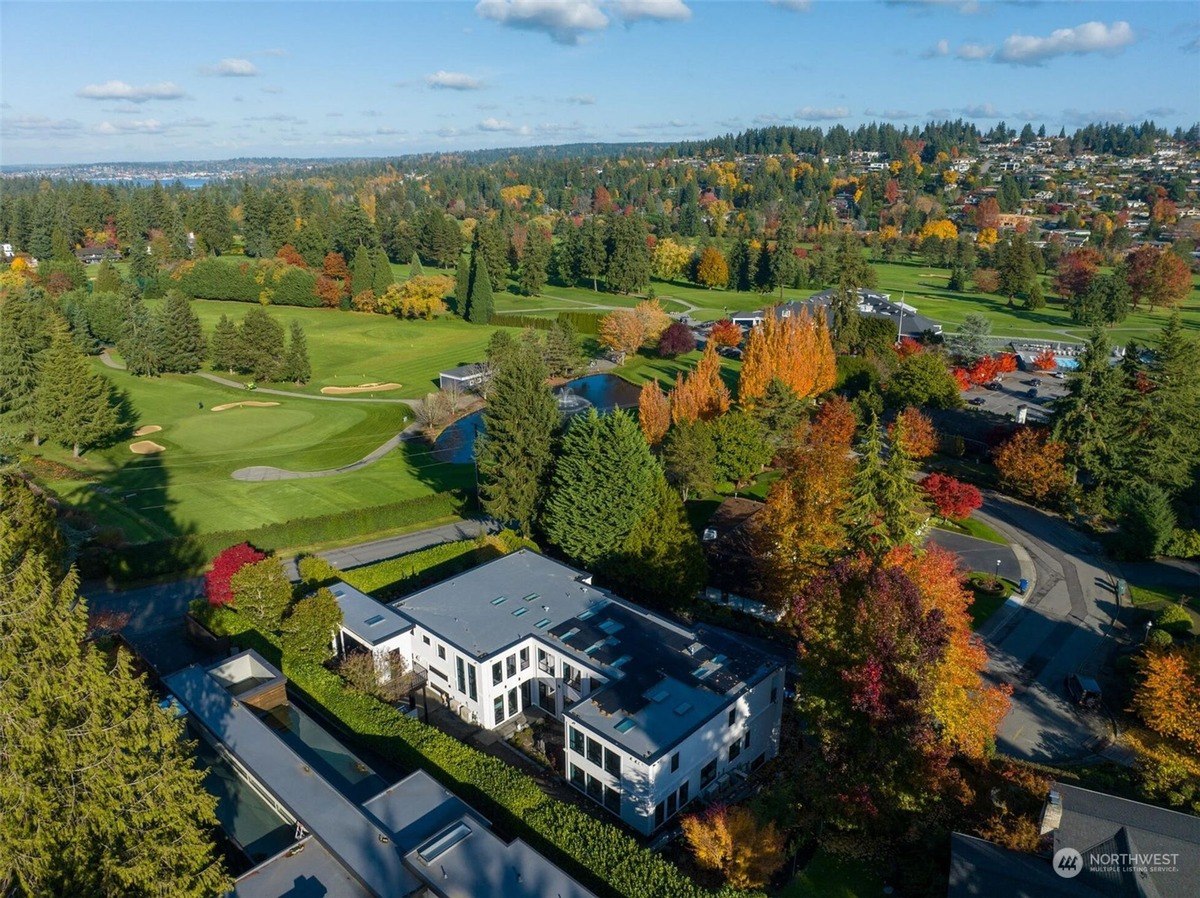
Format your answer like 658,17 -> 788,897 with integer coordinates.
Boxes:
99,349 -> 126,370
231,422 -> 423,481
195,371 -> 418,406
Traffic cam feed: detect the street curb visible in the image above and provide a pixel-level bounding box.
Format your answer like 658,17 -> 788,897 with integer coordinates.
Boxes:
971,507 -> 1038,641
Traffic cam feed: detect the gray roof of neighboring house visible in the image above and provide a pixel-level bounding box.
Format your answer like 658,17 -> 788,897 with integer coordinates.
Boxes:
440,363 -> 488,379
164,664 -> 422,898
232,837 -> 370,898
330,581 -> 412,647
947,833 -> 1108,898
731,290 -> 942,338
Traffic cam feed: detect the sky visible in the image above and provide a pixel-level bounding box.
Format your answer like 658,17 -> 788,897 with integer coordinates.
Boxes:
1,0 -> 1198,166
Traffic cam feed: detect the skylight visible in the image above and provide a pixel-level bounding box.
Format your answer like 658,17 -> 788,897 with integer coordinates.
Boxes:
512,607 -> 529,617
364,614 -> 385,627
578,609 -> 596,620
711,653 -> 727,666
614,718 -> 636,733
646,688 -> 669,703
535,618 -> 552,629
416,822 -> 472,863
611,655 -> 632,668
560,627 -> 580,642
598,619 -> 624,635
523,593 -> 540,602
490,596 -> 508,606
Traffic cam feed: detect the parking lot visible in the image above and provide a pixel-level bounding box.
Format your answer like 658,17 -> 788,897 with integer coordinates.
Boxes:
962,369 -> 1071,423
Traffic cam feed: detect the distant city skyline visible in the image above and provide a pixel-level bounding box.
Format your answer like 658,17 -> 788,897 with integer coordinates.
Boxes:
2,0 -> 1197,165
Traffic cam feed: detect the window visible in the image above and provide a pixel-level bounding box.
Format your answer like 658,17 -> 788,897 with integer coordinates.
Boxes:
506,655 -> 516,679
456,657 -> 466,694
364,614 -> 384,626
508,688 -> 518,718
727,708 -> 736,728
512,607 -> 529,617
667,791 -> 677,817
743,731 -> 751,749
519,647 -> 529,671
422,635 -> 430,646
569,728 -> 584,755
770,685 -> 778,704
437,644 -> 446,661
604,748 -> 621,776
654,802 -> 665,827
586,737 -> 602,766
586,773 -> 602,801
670,752 -> 680,773
494,696 -> 505,723
603,786 -> 621,813
492,661 -> 502,685
467,665 -> 477,702
537,649 -> 554,675
535,618 -> 551,629
490,596 -> 507,605
700,757 -> 717,787
523,593 -> 539,602
678,781 -> 689,807
728,740 -> 742,762
570,765 -> 585,789
563,662 -> 577,686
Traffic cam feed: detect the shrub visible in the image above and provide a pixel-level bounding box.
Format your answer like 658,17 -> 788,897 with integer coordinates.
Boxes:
490,313 -> 554,331
281,587 -> 343,663
335,650 -> 410,702
205,542 -> 266,607
1166,528 -> 1200,560
657,322 -> 696,358
1146,628 -> 1174,648
296,554 -> 341,587
1154,603 -> 1193,638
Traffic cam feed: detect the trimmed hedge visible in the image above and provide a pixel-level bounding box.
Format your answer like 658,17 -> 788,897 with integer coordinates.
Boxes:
176,258 -> 321,307
228,622 -> 753,898
101,491 -> 468,581
491,313 -> 556,331
557,310 -> 604,336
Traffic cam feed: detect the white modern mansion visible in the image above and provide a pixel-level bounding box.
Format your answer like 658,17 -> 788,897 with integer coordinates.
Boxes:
329,549 -> 785,836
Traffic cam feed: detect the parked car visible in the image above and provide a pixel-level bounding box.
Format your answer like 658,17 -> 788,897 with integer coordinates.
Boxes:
1027,388 -> 1038,398
969,397 -> 986,406
1066,674 -> 1102,710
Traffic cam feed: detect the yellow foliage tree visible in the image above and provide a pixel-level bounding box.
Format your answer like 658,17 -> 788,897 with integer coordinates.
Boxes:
377,275 -> 453,319
598,309 -> 646,356
634,298 -> 671,344
1133,646 -> 1200,753
738,308 -> 836,403
653,238 -> 693,282
681,805 -> 786,890
638,378 -> 671,446
670,343 -> 730,424
976,227 -> 999,248
920,219 -> 958,241
695,245 -> 729,289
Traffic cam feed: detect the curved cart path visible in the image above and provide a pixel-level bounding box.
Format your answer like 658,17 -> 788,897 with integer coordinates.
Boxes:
231,422 -> 424,481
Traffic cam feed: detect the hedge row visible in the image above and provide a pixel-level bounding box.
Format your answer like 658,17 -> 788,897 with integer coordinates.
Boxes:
228,623 -> 752,898
100,491 -> 468,581
557,310 -> 605,336
175,257 -> 321,307
490,313 -> 556,331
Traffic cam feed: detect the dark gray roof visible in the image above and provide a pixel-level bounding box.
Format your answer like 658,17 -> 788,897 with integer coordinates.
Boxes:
948,833 -> 1108,898
440,363 -> 487,379
330,581 -> 412,646
164,665 -> 422,898
802,289 -> 943,337
233,838 -> 369,898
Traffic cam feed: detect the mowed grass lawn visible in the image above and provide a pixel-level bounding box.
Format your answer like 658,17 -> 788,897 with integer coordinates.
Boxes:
42,356 -> 471,543
172,299 -> 499,399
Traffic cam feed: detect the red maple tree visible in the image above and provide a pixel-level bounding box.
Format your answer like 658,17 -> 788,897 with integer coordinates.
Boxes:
206,543 -> 267,607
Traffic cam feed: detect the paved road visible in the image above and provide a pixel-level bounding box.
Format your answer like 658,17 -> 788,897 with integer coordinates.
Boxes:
973,492 -> 1122,764
84,517 -> 497,675
926,528 -> 1020,581
232,423 -> 422,481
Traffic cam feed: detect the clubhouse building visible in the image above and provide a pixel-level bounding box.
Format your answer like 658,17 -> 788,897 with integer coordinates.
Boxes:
329,550 -> 786,836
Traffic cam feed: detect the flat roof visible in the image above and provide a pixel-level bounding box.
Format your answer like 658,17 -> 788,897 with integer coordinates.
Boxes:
164,665 -> 422,898
331,581 -> 412,646
233,838 -> 370,898
440,363 -> 487,378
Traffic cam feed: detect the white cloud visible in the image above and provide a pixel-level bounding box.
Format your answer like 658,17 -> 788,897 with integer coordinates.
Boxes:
476,0 -> 609,45
997,21 -> 1134,65
863,108 -> 918,119
794,105 -> 849,121
1,114 -> 84,138
613,0 -> 691,23
245,113 -> 306,124
956,42 -> 992,60
887,0 -> 981,13
565,94 -> 596,105
768,0 -> 812,12
93,119 -> 164,135
204,58 -> 260,77
76,80 -> 186,102
921,39 -> 950,58
426,70 -> 485,90
478,116 -> 531,135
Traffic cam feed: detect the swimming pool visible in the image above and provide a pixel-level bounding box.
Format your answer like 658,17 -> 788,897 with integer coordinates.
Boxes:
1055,357 -> 1080,371
258,703 -> 389,803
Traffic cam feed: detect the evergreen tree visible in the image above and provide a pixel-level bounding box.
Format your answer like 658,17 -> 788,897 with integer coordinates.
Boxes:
452,252 -> 470,316
518,227 -> 552,296
118,294 -> 162,377
948,313 -> 992,363
410,251 -> 425,279
0,289 -> 51,434
371,247 -> 394,295
331,201 -> 378,259
604,214 -> 651,295
0,471 -> 67,574
93,259 -> 123,293
752,378 -> 807,449
465,248 -> 494,324
0,535 -> 230,897
601,473 -> 707,609
1052,327 -> 1123,493
281,320 -> 311,384
770,213 -> 800,299
129,233 -> 157,283
351,245 -> 374,297
551,222 -> 582,287
476,341 -> 558,534
1111,480 -> 1176,560
543,318 -> 582,378
155,291 -> 206,373
845,416 -> 924,557
727,236 -> 758,292
474,220 -> 509,290
32,316 -> 122,457
662,420 -> 717,501
830,284 -> 861,354
578,217 -> 607,292
237,307 -> 285,382
542,409 -> 659,566
208,314 -> 240,373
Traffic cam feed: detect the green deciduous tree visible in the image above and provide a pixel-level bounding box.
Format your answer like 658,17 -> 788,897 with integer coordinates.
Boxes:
281,587 -> 343,663
884,350 -> 962,409
662,420 -> 717,501
230,557 -> 293,634
542,409 -> 659,567
476,342 -> 558,534
711,410 -> 771,489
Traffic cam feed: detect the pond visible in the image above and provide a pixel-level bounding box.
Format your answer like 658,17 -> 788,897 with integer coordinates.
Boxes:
433,373 -> 643,464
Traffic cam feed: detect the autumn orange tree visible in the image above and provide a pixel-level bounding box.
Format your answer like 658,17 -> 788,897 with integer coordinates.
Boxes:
669,343 -> 730,424
637,379 -> 671,446
708,318 -> 743,349
890,406 -> 938,459
738,308 -> 836,403
993,427 -> 1071,505
680,803 -> 786,890
1127,645 -> 1200,812
752,396 -> 857,607
634,298 -> 671,344
695,245 -> 730,289
598,309 -> 646,355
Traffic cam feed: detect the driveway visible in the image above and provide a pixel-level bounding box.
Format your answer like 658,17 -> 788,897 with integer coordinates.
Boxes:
926,528 -> 1020,581
973,494 -> 1121,763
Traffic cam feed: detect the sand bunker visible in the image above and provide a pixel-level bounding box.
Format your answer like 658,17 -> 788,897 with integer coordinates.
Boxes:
134,425 -> 162,436
210,401 -> 282,412
129,441 -> 165,455
320,382 -> 402,395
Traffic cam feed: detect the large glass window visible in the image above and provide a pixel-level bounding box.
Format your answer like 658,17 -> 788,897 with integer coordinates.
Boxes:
506,655 -> 517,678
666,792 -> 677,817
467,664 -> 477,701
519,647 -> 529,670
492,661 -> 502,685
569,728 -> 584,755
570,765 -> 585,789
727,707 -> 736,728
508,688 -> 518,717
670,752 -> 680,772
700,757 -> 717,787
586,737 -> 602,766
603,748 -> 621,776
654,802 -> 665,827
678,781 -> 689,807
728,739 -> 742,762
494,696 -> 505,723
603,787 -> 621,813
456,657 -> 466,694
586,774 -> 602,801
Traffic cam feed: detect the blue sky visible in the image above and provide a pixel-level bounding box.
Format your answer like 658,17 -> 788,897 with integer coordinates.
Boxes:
2,1 -> 1197,165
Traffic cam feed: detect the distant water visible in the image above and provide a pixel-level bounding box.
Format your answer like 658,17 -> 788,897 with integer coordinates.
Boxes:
89,177 -> 212,189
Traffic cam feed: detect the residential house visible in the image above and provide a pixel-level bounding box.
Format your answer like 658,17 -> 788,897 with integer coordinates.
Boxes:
438,363 -> 489,393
